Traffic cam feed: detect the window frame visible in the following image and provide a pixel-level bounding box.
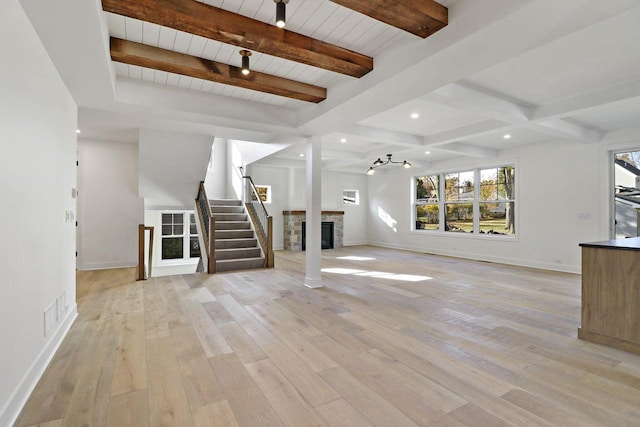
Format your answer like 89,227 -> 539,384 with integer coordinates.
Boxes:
413,163 -> 517,238
160,211 -> 201,262
342,189 -> 360,205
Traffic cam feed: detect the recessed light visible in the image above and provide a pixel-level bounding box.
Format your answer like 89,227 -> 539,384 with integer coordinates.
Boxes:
424,151 -> 431,155
340,138 -> 347,143
76,129 -> 81,134
410,113 -> 420,119
503,134 -> 511,139
299,153 -> 304,157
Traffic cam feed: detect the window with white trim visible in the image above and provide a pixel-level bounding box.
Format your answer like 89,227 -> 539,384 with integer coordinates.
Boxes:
343,189 -> 360,205
415,165 -> 515,236
161,212 -> 201,260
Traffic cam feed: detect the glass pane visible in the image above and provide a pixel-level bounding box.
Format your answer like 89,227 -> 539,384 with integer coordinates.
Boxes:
190,223 -> 197,235
416,175 -> 439,202
499,166 -> 515,199
416,204 -> 439,230
458,171 -> 474,201
445,173 -> 458,201
445,171 -> 474,201
161,225 -> 172,235
190,237 -> 201,258
480,202 -> 515,235
162,237 -> 183,259
161,213 -> 172,224
480,183 -> 497,201
173,224 -> 183,235
174,214 -> 184,224
190,214 -> 196,224
445,203 -> 474,233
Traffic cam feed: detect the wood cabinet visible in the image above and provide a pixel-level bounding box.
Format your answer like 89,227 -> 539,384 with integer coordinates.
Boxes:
578,237 -> 640,354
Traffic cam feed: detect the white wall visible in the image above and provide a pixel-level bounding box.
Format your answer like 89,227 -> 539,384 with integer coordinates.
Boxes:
368,140 -> 608,273
204,138 -> 228,199
77,139 -> 144,270
0,1 -> 78,424
139,129 -> 213,209
249,165 -> 369,249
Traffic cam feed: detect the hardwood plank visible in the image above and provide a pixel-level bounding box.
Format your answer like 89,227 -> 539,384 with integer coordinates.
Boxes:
246,299 -> 324,338
319,366 -> 420,427
245,359 -> 328,427
106,389 -> 149,427
110,38 -> 327,103
61,331 -> 119,427
181,299 -> 233,357
216,294 -> 279,346
315,398 -> 374,427
203,300 -> 235,325
111,312 -> 147,396
102,0 -> 373,77
209,353 -> 284,427
170,324 -> 225,408
260,342 -> 341,407
217,321 -> 266,364
146,336 -> 195,427
192,401 -> 239,427
24,420 -> 62,427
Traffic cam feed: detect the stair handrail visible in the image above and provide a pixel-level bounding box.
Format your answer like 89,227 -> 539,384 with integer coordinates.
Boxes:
196,181 -> 216,273
239,167 -> 274,268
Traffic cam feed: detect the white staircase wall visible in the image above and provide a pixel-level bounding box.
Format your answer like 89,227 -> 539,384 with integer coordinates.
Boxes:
139,129 -> 213,209
204,137 -> 228,199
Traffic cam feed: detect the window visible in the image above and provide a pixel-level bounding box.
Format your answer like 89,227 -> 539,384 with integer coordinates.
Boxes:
414,165 -> 516,236
445,171 -> 474,233
161,212 -> 201,260
252,185 -> 271,203
480,166 -> 515,234
343,189 -> 360,205
415,175 -> 439,230
161,213 -> 184,259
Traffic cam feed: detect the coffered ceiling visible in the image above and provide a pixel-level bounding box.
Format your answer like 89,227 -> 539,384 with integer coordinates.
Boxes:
19,0 -> 640,174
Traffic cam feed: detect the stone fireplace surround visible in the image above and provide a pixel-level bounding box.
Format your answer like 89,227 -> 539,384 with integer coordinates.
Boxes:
283,210 -> 344,251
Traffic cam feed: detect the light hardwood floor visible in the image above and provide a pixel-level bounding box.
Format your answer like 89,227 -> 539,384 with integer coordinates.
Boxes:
15,246 -> 640,427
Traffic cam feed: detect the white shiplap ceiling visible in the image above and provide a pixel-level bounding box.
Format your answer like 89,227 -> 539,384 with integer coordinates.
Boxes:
20,0 -> 640,174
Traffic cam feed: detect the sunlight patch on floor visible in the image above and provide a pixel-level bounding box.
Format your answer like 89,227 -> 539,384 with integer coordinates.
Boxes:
336,256 -> 377,261
322,268 -> 432,282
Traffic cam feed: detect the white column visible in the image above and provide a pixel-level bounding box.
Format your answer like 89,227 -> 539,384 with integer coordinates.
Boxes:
305,136 -> 323,288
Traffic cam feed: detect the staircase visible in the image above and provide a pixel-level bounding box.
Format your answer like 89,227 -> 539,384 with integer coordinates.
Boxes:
210,199 -> 265,272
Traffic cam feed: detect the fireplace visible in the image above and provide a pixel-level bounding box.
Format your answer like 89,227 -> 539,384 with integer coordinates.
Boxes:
302,221 -> 334,250
282,210 -> 344,251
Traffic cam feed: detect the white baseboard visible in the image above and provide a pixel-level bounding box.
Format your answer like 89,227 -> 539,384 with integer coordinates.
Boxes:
79,261 -> 137,270
343,241 -> 368,247
0,305 -> 78,427
367,241 -> 580,274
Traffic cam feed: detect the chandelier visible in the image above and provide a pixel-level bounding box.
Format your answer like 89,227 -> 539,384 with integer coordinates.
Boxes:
366,154 -> 412,175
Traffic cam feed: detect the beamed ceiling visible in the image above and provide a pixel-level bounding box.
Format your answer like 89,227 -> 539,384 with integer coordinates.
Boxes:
20,0 -> 640,174
102,0 -> 447,103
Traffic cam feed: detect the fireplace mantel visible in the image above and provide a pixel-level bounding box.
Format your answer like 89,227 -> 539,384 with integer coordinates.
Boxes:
282,211 -> 344,251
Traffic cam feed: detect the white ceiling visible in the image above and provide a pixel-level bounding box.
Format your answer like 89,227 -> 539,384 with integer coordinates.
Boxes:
19,0 -> 640,175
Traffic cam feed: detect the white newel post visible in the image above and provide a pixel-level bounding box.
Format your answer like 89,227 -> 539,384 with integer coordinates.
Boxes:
305,136 -> 323,288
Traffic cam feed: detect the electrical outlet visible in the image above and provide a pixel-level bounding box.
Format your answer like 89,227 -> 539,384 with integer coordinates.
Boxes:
44,303 -> 56,337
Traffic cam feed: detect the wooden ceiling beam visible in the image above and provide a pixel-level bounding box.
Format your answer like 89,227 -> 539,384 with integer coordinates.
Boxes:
329,0 -> 448,38
110,38 -> 327,103
102,0 -> 373,78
